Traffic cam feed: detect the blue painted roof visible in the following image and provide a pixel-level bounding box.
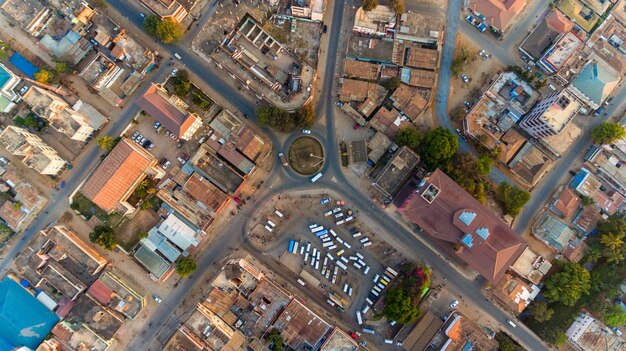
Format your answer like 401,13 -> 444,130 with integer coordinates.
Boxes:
461,233 -> 474,248
9,53 -> 39,80
459,211 -> 476,226
0,277 -> 59,350
461,341 -> 474,351
476,227 -> 490,240
569,169 -> 589,189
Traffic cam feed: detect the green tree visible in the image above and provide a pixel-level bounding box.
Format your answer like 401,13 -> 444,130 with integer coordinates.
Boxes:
89,225 -> 117,251
495,182 -> 530,216
395,127 -> 420,150
529,301 -> 554,323
580,195 -> 594,207
476,155 -> 492,175
257,106 -> 292,132
604,305 -> 626,327
381,76 -> 401,91
175,256 -> 197,277
265,328 -> 284,351
495,332 -> 523,351
383,286 -> 421,324
156,18 -> 184,43
294,104 -> 315,129
55,61 -> 69,73
592,122 -> 626,145
34,69 -> 53,84
420,127 -> 458,168
596,215 -> 626,263
361,0 -> 379,11
544,262 -> 591,306
389,0 -> 404,14
144,15 -> 160,37
0,42 -> 11,60
97,135 -> 115,151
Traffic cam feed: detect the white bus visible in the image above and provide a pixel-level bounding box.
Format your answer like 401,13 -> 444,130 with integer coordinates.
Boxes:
386,267 -> 399,277
264,225 -> 273,232
336,261 -> 347,270
311,173 -> 323,182
329,229 -> 338,237
356,311 -> 363,325
309,224 -> 319,229
363,266 -> 370,275
352,232 -> 362,238
311,226 -> 325,233
363,242 -> 372,247
274,210 -> 284,218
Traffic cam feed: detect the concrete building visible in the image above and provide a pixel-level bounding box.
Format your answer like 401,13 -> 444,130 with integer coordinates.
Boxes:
80,138 -> 163,214
566,313 -> 625,351
290,0 -> 325,21
371,146 -> 421,199
467,0 -> 527,32
520,9 -> 574,60
22,86 -> 95,142
532,211 -> 576,251
140,0 -> 188,23
0,63 -> 22,113
492,273 -> 540,314
136,83 -> 202,140
520,89 -> 581,138
568,58 -> 620,110
1,0 -> 52,35
0,126 -> 67,175
570,168 -> 625,215
352,5 -> 396,37
537,31 -> 584,74
586,139 -> 626,196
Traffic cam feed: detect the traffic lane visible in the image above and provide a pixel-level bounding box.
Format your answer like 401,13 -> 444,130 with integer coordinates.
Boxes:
459,21 -> 516,66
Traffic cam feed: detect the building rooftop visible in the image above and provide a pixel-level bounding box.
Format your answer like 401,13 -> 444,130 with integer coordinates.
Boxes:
190,144 -> 244,195
343,59 -> 380,80
399,67 -> 436,89
613,0 -> 626,25
539,31 -> 584,73
428,312 -> 499,351
390,84 -> 428,121
521,10 -> 574,59
339,79 -> 385,102
81,138 -> 157,213
497,129 -> 527,164
88,270 -> 144,320
64,294 -> 123,341
507,142 -> 554,186
0,277 -> 60,350
558,0 -> 600,33
581,0 -> 612,15
396,12 -> 444,45
157,182 -> 213,231
468,0 -> 527,30
52,321 -> 109,351
566,313 -> 625,351
163,328 -> 205,351
572,206 -> 602,233
272,298 -> 331,350
183,172 -> 229,217
353,5 -> 396,35
368,105 -> 410,139
367,131 -> 392,164
532,212 -> 576,251
541,120 -> 582,157
1,0 -> 50,33
537,89 -> 582,134
510,246 -> 552,284
587,15 -> 626,76
492,273 -> 539,314
562,239 -> 589,263
394,45 -> 439,70
184,304 -> 246,351
319,327 -> 358,351
398,169 -> 527,282
0,200 -> 26,231
551,188 -> 581,219
371,146 -> 420,198
133,244 -> 172,279
347,36 -> 394,64
402,311 -> 443,351
137,84 -> 199,139
570,168 -> 625,214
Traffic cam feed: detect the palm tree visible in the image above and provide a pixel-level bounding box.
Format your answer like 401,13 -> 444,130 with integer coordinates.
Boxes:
136,179 -> 150,192
601,232 -> 624,252
97,136 -> 114,151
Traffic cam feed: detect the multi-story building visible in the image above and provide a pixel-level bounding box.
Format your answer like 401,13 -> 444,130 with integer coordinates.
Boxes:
22,86 -> 95,142
0,63 -> 22,113
140,0 -> 188,23
0,126 -> 67,175
519,89 -> 581,138
290,0 -> 326,21
567,58 -> 620,110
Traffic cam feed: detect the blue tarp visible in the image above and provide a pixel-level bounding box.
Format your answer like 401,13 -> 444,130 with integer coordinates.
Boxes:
9,53 -> 39,79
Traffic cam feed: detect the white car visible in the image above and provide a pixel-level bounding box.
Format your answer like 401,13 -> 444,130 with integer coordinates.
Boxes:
450,300 -> 459,308
171,68 -> 178,76
153,295 -> 162,303
461,74 -> 469,83
302,129 -> 312,134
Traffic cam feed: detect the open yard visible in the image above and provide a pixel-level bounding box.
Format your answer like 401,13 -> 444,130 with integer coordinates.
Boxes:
71,192 -> 123,227
115,210 -> 160,252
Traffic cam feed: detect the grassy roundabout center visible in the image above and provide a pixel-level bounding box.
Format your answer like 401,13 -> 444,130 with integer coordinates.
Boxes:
288,136 -> 325,176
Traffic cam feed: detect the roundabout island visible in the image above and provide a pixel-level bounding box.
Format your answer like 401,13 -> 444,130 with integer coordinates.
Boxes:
287,136 -> 325,176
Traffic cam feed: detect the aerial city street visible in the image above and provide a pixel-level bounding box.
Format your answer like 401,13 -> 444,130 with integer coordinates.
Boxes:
0,0 -> 625,350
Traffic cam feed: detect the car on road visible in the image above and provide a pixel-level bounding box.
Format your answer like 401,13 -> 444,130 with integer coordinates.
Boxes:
450,300 -> 459,308
594,107 -> 604,116
302,129 -> 311,134
464,101 -> 471,108
461,74 -> 469,83
335,101 -> 344,107
476,22 -> 487,32
171,68 -> 178,76
154,122 -> 161,129
160,158 -> 171,169
507,319 -> 517,328
0,157 -> 9,166
466,15 -> 475,24
278,152 -> 288,166
569,170 -> 577,176
520,54 -> 528,62
153,295 -> 162,303
140,12 -> 146,18
323,24 -> 328,33
198,135 -> 207,144
131,131 -> 139,140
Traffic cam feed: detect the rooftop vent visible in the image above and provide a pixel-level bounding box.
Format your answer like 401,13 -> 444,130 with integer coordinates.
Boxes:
421,183 -> 440,204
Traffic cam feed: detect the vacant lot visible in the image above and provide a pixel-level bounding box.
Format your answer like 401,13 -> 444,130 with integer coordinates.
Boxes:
116,210 -> 160,252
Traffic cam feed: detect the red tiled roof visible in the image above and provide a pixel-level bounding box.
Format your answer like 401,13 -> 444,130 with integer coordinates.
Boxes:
553,188 -> 580,219
0,201 -> 25,230
468,0 -> 527,30
136,84 -> 198,138
81,139 -> 155,212
398,169 -> 527,282
545,9 -> 573,33
182,173 -> 229,213
87,280 -> 113,304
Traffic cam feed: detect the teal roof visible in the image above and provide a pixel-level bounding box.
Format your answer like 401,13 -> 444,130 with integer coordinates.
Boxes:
572,62 -> 618,105
134,245 -> 171,279
0,277 -> 59,350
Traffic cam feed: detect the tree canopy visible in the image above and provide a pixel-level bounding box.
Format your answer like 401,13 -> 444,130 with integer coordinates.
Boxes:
89,225 -> 117,251
592,122 -> 626,145
596,215 -> 626,263
361,0 -> 379,11
257,106 -> 292,132
395,127 -> 420,150
144,16 -> 184,43
389,0 -> 405,14
529,301 -> 554,323
97,136 -> 115,151
476,155 -> 492,175
175,256 -> 197,277
420,127 -> 458,168
383,286 -> 421,324
265,328 -> 284,351
495,182 -> 530,216
294,104 -> 315,129
34,69 -> 53,84
544,262 -> 590,306
381,76 -> 401,91
604,305 -> 626,327
442,153 -> 490,204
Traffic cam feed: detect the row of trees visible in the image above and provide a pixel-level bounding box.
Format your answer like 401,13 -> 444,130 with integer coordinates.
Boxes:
256,105 -> 315,132
527,215 -> 626,344
361,0 -> 404,13
383,263 -> 430,324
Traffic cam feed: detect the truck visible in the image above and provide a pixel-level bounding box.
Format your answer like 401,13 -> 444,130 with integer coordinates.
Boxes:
311,173 -> 323,183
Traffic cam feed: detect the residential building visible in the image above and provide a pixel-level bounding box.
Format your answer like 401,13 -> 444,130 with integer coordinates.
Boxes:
520,89 -> 581,138
550,188 -> 581,220
510,247 -> 552,284
368,105 -> 410,139
520,9 -> 574,60
137,83 -> 202,140
22,86 -> 95,142
338,79 -> 386,102
497,129 -> 527,164
51,322 -> 109,351
566,313 -> 625,351
586,141 -> 626,196
343,59 -> 380,80
147,212 -> 201,254
271,298 -> 332,350
570,168 -> 625,214
537,31 -> 584,74
568,58 -> 620,110
0,277 -> 60,350
507,143 -> 554,187
40,31 -> 92,65
290,0 -> 325,21
140,0 -> 188,23
580,0 -> 612,15
392,45 -> 439,71
398,169 -> 527,282
64,294 -> 123,342
395,12 -> 444,46
371,146 -> 420,199
1,0 -> 52,35
133,244 -> 174,281
0,63 -> 22,113
401,311 -> 444,351
352,5 -> 396,37
0,126 -> 67,175
0,200 -> 27,231
319,328 -> 358,351
87,270 -> 144,320
80,138 -> 163,214
189,144 -> 245,195
532,211 -> 576,251
208,109 -> 270,163
367,132 -> 392,165
558,0 -> 600,33
467,0 -> 527,32
492,273 -> 540,314
426,312 -> 498,350
586,15 -> 626,77
399,68 -> 437,89
613,0 -> 626,25
389,84 -> 428,121
572,206 -> 602,234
